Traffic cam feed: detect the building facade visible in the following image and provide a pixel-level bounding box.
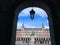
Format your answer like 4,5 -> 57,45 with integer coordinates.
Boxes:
16,24 -> 51,44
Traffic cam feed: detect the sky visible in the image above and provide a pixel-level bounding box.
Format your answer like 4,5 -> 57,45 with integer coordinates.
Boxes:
17,7 -> 49,29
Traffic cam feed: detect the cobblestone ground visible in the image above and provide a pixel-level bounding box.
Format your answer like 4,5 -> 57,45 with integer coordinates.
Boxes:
15,41 -> 51,45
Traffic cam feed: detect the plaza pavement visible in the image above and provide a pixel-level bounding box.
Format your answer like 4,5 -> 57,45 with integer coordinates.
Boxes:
15,41 -> 51,45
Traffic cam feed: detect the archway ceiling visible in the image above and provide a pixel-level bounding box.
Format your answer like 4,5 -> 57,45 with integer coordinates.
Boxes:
0,0 -> 59,12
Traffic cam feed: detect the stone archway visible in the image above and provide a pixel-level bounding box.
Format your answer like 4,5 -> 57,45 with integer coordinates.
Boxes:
11,1 -> 55,45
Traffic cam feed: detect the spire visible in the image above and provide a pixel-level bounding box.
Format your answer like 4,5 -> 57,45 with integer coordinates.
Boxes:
42,23 -> 45,28
21,23 -> 24,28
42,23 -> 45,30
21,23 -> 24,30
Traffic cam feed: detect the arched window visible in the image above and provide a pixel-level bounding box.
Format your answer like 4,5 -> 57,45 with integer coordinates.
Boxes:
15,7 -> 52,45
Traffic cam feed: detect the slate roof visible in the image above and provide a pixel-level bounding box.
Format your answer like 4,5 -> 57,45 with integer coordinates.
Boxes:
24,28 -> 42,30
45,29 -> 49,30
17,29 -> 21,30
17,28 -> 49,30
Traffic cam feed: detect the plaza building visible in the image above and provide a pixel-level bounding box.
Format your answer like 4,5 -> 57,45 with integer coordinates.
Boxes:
16,24 -> 51,44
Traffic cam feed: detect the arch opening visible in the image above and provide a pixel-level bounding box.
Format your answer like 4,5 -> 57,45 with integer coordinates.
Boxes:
11,1 -> 55,45
15,7 -> 52,45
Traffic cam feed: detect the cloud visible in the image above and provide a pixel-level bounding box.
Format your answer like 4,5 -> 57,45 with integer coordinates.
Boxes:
47,20 -> 49,23
18,7 -> 32,17
17,22 -> 22,29
45,26 -> 49,29
18,12 -> 29,17
31,26 -> 36,28
17,22 -> 36,29
17,22 -> 49,29
24,24 -> 36,28
17,22 -> 22,26
33,7 -> 48,17
17,7 -> 49,29
18,7 -> 48,17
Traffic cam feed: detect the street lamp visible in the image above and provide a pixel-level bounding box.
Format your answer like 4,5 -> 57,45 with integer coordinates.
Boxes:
30,9 -> 35,20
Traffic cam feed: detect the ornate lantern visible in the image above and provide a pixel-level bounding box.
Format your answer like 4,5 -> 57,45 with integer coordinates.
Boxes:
30,9 -> 35,20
